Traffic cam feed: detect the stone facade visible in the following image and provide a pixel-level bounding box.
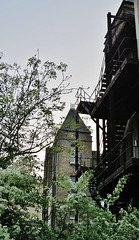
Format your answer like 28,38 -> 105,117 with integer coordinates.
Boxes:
44,106 -> 92,226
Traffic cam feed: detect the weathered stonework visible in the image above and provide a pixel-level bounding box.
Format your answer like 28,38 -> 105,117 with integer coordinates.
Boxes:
44,107 -> 92,226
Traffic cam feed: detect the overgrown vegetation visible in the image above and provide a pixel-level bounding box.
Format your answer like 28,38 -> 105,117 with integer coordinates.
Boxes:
0,167 -> 139,239
0,55 -> 139,239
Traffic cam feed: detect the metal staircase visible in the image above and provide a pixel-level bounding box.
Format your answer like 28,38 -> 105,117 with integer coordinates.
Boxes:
75,0 -> 139,213
115,122 -> 126,146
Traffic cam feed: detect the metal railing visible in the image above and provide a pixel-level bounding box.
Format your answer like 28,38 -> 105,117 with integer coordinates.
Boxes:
75,55 -> 106,106
75,37 -> 137,107
75,87 -> 92,105
93,132 -> 139,187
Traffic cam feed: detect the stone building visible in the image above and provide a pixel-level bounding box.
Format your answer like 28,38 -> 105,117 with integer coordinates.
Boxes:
44,105 -> 92,227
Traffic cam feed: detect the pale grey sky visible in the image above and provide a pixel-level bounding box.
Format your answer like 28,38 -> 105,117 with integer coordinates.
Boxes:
0,0 -> 122,153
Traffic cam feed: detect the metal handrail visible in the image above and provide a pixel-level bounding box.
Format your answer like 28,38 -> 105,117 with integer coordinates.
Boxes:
90,55 -> 106,100
75,37 -> 137,107
94,132 -> 138,185
75,87 -> 93,105
75,56 -> 106,106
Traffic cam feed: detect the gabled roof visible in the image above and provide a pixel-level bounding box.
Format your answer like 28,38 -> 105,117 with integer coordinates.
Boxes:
60,108 -> 91,133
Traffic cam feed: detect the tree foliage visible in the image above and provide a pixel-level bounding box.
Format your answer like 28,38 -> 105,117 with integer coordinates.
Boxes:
0,165 -> 55,239
0,54 -> 70,168
52,172 -> 139,240
0,56 -> 139,239
0,167 -> 139,239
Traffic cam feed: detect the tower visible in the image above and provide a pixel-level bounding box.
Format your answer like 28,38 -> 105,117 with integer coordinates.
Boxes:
44,106 -> 92,226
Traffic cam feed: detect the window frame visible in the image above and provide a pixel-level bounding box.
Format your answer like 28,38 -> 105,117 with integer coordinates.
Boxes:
70,145 -> 76,164
70,144 -> 81,165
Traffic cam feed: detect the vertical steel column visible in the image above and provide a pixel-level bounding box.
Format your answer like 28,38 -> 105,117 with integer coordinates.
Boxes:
107,12 -> 115,163
106,12 -> 112,87
107,12 -> 112,63
109,90 -> 116,164
96,118 -> 100,164
103,119 -> 106,155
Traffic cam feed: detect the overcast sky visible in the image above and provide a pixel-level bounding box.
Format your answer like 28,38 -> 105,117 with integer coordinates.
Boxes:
0,0 -> 123,154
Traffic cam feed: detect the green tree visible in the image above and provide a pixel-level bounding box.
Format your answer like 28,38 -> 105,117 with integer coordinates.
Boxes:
0,56 -> 139,240
0,165 -> 56,239
0,166 -> 139,239
52,171 -> 139,240
0,54 -> 70,168
0,54 -> 71,239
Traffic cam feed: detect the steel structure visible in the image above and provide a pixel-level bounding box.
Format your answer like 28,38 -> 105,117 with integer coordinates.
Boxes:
76,0 -> 139,211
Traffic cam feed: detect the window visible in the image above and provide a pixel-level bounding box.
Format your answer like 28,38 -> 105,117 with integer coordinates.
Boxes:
70,145 -> 81,165
70,145 -> 75,164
